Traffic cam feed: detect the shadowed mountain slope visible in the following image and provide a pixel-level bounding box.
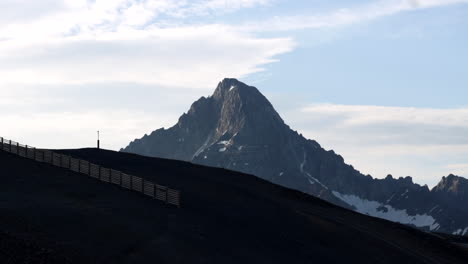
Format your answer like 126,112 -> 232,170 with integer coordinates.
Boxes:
2,148 -> 468,263
122,78 -> 468,235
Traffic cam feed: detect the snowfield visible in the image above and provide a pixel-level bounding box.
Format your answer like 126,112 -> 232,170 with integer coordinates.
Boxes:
332,191 -> 440,231
453,227 -> 468,236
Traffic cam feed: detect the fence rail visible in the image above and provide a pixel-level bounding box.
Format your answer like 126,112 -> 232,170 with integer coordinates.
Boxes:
0,137 -> 180,207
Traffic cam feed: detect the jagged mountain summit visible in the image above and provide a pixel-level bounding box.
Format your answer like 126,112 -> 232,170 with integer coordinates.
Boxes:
122,78 -> 468,235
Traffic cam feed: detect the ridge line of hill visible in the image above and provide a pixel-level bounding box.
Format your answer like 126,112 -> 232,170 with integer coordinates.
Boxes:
0,137 -> 180,207
2,143 -> 468,262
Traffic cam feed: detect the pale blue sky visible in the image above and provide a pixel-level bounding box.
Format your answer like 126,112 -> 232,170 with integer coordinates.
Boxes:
242,2 -> 468,108
0,0 -> 467,186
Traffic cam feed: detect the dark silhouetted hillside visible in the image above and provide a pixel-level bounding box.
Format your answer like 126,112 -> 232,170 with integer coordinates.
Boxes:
1,148 -> 468,263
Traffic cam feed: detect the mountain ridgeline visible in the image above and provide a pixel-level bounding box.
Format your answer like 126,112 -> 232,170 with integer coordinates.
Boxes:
122,78 -> 468,235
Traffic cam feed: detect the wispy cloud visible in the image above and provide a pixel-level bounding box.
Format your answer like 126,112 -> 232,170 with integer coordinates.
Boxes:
0,0 -> 273,41
0,0 -> 289,89
446,163 -> 468,176
0,25 -> 294,88
1,0 -> 466,89
298,104 -> 468,147
179,0 -> 273,17
301,104 -> 468,128
242,0 -> 468,31
284,103 -> 468,185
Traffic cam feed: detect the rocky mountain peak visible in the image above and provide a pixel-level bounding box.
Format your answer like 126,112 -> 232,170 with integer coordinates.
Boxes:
122,79 -> 468,235
398,176 -> 414,185
212,78 -> 275,110
205,78 -> 286,143
213,78 -> 255,99
433,174 -> 467,196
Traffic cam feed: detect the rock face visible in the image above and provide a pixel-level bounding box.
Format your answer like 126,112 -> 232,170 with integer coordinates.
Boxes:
122,78 -> 468,235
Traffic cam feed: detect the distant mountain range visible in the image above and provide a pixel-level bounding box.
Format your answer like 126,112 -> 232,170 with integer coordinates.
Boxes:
122,78 -> 468,235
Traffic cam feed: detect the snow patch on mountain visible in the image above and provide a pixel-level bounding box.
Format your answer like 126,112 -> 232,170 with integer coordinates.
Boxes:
306,172 -> 328,190
299,150 -> 306,173
218,140 -> 231,152
218,140 -> 230,146
332,191 -> 440,231
386,193 -> 395,203
428,205 -> 439,214
401,189 -> 409,199
453,227 -> 468,236
193,132 -> 213,159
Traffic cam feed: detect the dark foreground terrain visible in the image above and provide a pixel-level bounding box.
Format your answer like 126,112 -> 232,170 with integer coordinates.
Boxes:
0,148 -> 467,263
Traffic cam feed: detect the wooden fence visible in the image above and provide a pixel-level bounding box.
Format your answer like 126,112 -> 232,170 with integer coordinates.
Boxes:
0,137 -> 180,207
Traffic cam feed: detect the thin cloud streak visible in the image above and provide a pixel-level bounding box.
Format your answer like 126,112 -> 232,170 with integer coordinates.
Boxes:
0,26 -> 294,88
301,104 -> 468,127
241,0 -> 468,32
0,0 -> 291,89
1,0 -> 465,88
284,103 -> 468,185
